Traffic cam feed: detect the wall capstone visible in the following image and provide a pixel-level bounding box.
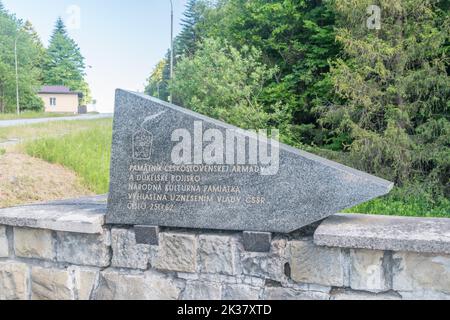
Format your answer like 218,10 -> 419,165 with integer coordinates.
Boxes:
0,196 -> 449,300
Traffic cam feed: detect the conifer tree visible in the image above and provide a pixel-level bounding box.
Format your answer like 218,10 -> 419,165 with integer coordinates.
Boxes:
176,0 -> 204,57
23,20 -> 46,81
322,0 -> 450,198
43,18 -> 91,103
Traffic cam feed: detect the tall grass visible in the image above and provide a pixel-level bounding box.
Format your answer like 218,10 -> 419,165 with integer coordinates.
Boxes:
25,120 -> 112,194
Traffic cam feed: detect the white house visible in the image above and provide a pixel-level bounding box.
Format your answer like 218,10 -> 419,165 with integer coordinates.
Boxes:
38,85 -> 83,114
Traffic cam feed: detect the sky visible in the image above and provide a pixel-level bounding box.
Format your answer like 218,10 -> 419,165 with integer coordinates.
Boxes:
3,0 -> 188,113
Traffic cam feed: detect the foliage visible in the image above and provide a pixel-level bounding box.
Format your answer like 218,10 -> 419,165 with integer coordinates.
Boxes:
176,0 -> 210,58
43,18 -> 91,104
343,187 -> 450,218
200,0 -> 340,146
0,4 -> 90,113
171,38 -> 290,132
147,0 -> 450,215
145,0 -> 212,102
0,3 -> 44,112
321,0 -> 450,199
145,58 -> 170,100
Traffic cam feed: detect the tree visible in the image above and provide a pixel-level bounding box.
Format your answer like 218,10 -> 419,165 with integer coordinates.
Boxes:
145,58 -> 169,100
321,0 -> 450,198
175,0 -> 211,57
43,18 -> 91,104
23,20 -> 46,81
145,1 -> 213,102
198,0 -> 340,146
0,3 -> 43,112
171,38 -> 290,132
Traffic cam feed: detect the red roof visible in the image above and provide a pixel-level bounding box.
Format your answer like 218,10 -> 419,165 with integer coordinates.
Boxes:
39,86 -> 79,95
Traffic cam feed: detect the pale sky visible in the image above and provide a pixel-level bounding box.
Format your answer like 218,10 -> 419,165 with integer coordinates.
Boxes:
3,0 -> 188,112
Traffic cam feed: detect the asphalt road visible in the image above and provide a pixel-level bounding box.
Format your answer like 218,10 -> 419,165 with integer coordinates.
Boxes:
0,113 -> 113,128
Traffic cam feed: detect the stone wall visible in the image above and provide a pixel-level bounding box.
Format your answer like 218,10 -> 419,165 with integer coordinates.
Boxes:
0,196 -> 449,300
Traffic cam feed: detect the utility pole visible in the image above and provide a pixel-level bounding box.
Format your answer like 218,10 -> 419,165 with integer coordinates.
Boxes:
169,0 -> 174,103
14,37 -> 20,115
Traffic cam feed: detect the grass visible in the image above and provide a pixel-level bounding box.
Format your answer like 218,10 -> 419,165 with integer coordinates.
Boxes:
0,111 -> 75,121
0,148 -> 5,156
12,118 -> 448,218
25,119 -> 112,194
0,119 -> 110,143
343,189 -> 450,218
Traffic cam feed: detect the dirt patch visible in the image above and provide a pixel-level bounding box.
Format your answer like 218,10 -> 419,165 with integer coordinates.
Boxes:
0,152 -> 94,208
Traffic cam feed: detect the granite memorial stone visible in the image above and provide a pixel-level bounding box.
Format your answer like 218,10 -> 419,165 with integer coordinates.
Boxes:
107,89 -> 393,233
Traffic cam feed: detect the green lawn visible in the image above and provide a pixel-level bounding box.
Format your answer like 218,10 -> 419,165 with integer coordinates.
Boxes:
19,119 -> 450,218
0,111 -> 76,121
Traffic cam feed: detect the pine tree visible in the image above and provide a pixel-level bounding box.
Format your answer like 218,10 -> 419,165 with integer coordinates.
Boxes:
23,20 -> 44,50
322,0 -> 450,198
23,20 -> 46,81
43,17 -> 90,103
176,0 -> 203,57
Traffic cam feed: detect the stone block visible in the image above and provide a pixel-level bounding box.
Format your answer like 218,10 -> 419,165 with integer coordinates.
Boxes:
181,281 -> 222,300
111,228 -> 151,270
14,227 -> 54,260
70,266 -> 99,300
198,234 -> 240,276
93,269 -> 183,300
0,226 -> 8,258
153,232 -> 197,273
0,261 -> 29,300
315,214 -> 450,255
241,238 -> 287,283
350,249 -> 390,293
393,252 -> 450,294
0,196 -> 106,234
222,284 -> 261,300
31,266 -> 73,300
263,287 -> 329,300
288,240 -> 345,287
56,230 -> 111,267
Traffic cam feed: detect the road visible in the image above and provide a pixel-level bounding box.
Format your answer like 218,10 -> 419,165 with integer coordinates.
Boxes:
0,113 -> 113,128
